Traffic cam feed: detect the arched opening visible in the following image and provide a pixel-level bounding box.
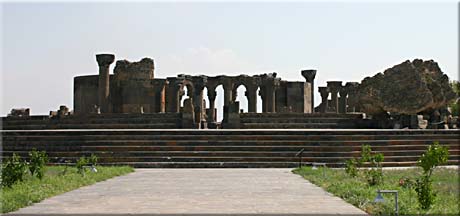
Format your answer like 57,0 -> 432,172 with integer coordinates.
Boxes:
202,87 -> 210,109
215,85 -> 224,122
235,85 -> 248,113
256,87 -> 262,113
202,87 -> 210,122
180,85 -> 190,107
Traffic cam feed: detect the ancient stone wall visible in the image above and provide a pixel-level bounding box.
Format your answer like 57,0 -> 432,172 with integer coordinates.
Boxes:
73,75 -> 100,114
73,53 -> 317,128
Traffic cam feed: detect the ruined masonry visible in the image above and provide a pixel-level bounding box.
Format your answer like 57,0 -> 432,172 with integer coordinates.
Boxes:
74,54 -> 320,129
2,54 -> 458,168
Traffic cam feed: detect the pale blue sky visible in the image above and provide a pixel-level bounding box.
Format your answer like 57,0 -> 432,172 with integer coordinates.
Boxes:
1,1 -> 458,118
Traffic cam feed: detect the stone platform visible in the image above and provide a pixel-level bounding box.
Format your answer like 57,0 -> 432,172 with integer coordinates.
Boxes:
2,129 -> 459,168
8,169 -> 367,215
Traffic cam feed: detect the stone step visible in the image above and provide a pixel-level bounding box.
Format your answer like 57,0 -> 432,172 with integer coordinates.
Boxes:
3,118 -> 181,126
3,123 -> 179,130
2,113 -> 181,121
3,129 -> 458,168
3,139 -> 458,147
4,134 -> 458,142
50,160 -> 460,168
5,144 -> 458,152
3,155 -> 460,163
241,123 -> 347,129
240,113 -> 364,119
3,129 -> 458,136
6,149 -> 459,158
240,117 -> 355,124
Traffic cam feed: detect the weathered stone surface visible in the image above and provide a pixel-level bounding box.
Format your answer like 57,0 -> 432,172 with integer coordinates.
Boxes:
355,59 -> 456,115
8,108 -> 30,117
114,58 -> 155,80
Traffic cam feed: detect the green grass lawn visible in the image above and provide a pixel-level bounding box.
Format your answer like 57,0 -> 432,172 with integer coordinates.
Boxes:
1,165 -> 134,213
293,166 -> 459,215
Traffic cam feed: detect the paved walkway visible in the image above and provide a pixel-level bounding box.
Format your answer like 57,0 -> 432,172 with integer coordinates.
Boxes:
10,169 -> 366,215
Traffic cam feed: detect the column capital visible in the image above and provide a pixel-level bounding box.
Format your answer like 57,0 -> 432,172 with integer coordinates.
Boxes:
318,86 -> 329,93
344,82 -> 359,92
96,54 -> 115,67
221,78 -> 234,91
301,69 -> 317,83
191,75 -> 208,91
326,81 -> 342,93
208,90 -> 217,101
339,86 -> 348,97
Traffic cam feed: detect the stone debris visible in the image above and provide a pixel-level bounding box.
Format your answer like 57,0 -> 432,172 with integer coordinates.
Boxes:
354,59 -> 456,115
8,108 -> 30,117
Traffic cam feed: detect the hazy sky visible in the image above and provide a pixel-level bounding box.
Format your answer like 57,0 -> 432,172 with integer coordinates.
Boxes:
1,1 -> 458,119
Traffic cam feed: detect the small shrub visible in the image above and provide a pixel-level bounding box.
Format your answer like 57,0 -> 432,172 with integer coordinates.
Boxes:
363,150 -> 384,186
417,142 -> 449,176
1,154 -> 28,187
89,154 -> 98,166
76,156 -> 88,175
28,149 -> 49,179
415,175 -> 435,210
345,158 -> 358,177
365,167 -> 383,186
345,145 -> 384,186
414,142 -> 449,210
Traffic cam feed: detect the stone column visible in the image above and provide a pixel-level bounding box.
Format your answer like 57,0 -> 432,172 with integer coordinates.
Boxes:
327,81 -> 342,113
258,87 -> 266,112
345,82 -> 359,112
245,86 -> 258,113
221,79 -> 234,123
301,69 -> 317,113
338,87 -> 348,114
266,85 -> 276,113
259,73 -> 278,113
222,80 -> 233,106
207,89 -> 217,122
165,78 -> 181,113
318,87 -> 329,113
192,76 -> 207,128
152,79 -> 168,113
96,54 -> 115,113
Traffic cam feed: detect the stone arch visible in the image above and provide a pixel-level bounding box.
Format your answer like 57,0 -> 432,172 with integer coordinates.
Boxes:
256,87 -> 262,113
165,77 -> 195,113
235,85 -> 248,113
215,84 -> 225,122
234,76 -> 260,113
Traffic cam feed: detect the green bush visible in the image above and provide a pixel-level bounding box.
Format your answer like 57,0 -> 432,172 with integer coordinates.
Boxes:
415,175 -> 435,210
414,142 -> 449,210
76,156 -> 88,175
344,145 -> 384,186
89,154 -> 98,166
363,150 -> 384,186
28,149 -> 49,179
417,142 -> 449,176
1,154 -> 28,187
345,158 -> 358,177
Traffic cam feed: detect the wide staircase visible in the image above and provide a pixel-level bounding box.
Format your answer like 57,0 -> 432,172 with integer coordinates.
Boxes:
2,129 -> 459,168
1,113 -> 182,130
239,113 -> 365,129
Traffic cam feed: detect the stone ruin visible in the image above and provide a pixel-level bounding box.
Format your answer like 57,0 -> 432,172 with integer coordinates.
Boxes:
7,108 -> 30,117
73,53 -> 317,128
7,54 -> 458,129
314,59 -> 458,129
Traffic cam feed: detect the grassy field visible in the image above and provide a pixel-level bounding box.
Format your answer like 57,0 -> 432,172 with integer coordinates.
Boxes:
1,166 -> 134,213
293,166 -> 459,215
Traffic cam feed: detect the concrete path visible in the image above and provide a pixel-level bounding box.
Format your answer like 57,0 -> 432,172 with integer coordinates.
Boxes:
10,169 -> 366,215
